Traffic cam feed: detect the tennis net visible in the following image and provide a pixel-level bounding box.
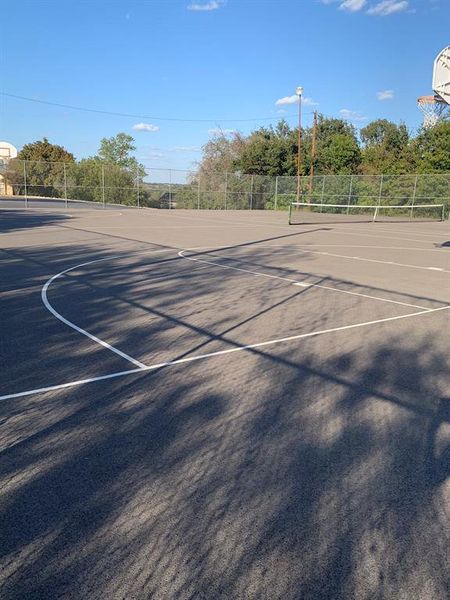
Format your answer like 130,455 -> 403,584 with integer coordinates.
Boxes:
288,202 -> 445,225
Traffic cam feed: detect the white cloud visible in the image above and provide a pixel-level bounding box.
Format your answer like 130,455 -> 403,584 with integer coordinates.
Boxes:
340,0 -> 367,12
275,95 -> 318,106
377,89 -> 394,100
339,108 -> 367,122
139,153 -> 165,160
321,0 -> 409,15
132,122 -> 159,132
275,95 -> 298,106
173,146 -> 201,152
187,1 -> 225,11
367,1 -> 409,16
208,128 -> 235,136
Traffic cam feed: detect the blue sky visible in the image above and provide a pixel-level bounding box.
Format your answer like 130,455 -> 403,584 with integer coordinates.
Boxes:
1,0 -> 448,174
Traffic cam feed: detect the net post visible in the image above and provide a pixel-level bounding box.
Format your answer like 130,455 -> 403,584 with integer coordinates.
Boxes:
442,204 -> 445,221
224,171 -> 228,210
63,162 -> 68,209
101,164 -> 105,208
288,202 -> 293,225
136,165 -> 140,209
346,175 -> 353,214
320,176 -> 325,212
169,169 -> 172,209
250,175 -> 254,210
410,174 -> 418,220
197,177 -> 201,210
23,160 -> 28,208
274,176 -> 278,211
374,174 -> 383,222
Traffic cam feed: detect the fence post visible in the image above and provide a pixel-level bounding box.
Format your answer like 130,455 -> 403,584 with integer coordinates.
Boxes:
169,170 -> 172,209
63,163 -> 68,209
197,177 -> 201,210
274,176 -> 278,211
410,174 -> 418,219
224,171 -> 228,210
320,175 -> 326,212
136,166 -> 140,209
23,160 -> 28,208
346,175 -> 353,214
374,174 -> 383,221
101,164 -> 105,208
250,175 -> 254,210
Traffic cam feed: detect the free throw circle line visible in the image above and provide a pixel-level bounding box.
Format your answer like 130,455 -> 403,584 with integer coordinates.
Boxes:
42,256 -> 147,369
1,305 -> 449,401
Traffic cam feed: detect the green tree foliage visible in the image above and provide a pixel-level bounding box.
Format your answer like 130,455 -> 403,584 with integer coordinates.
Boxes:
17,138 -> 75,163
313,116 -> 361,174
236,121 -> 297,176
197,116 -> 362,179
98,133 -> 137,168
10,138 -> 74,197
70,133 -> 147,206
360,119 -> 410,174
412,121 -> 450,173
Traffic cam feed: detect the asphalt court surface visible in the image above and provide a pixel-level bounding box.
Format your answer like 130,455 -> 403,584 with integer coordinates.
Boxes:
1,205 -> 449,599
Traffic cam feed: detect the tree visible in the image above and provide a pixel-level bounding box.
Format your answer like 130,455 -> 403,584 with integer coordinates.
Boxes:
236,121 -> 297,176
321,134 -> 361,175
10,138 -> 75,197
17,138 -> 75,164
314,116 -> 361,174
412,121 -> 450,173
97,133 -> 144,175
360,120 -> 410,174
68,133 -> 146,206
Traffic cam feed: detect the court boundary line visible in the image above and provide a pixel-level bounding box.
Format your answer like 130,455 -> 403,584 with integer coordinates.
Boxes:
41,242 -> 438,371
178,250 -> 433,310
258,246 -> 450,273
42,256 -> 148,369
1,305 -> 448,401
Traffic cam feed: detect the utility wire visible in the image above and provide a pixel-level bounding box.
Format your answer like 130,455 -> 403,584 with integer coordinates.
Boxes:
0,92 -> 302,123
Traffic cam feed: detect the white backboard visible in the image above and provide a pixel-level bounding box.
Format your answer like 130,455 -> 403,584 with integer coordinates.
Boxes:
0,141 -> 18,160
432,46 -> 450,105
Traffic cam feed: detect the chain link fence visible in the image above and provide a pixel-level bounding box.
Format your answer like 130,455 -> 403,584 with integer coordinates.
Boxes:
1,159 -> 449,214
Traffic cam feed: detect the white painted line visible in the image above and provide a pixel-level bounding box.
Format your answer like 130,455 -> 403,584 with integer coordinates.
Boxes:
179,251 -> 432,311
288,248 -> 450,273
42,257 -> 147,369
1,305 -> 449,401
291,244 -> 447,252
350,224 -> 447,239
334,227 -> 441,245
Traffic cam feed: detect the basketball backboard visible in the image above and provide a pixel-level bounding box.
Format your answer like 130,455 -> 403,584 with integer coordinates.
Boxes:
0,141 -> 18,162
432,46 -> 450,105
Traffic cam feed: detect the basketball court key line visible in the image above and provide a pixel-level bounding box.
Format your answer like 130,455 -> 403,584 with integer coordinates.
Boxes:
42,256 -> 147,369
178,250 -> 433,310
1,305 -> 449,402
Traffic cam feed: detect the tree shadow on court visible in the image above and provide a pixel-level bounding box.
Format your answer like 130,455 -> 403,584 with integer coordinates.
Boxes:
1,223 -> 449,599
0,209 -> 71,234
1,320 -> 449,599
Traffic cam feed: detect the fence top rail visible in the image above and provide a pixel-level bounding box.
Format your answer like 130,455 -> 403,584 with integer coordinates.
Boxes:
2,157 -> 449,179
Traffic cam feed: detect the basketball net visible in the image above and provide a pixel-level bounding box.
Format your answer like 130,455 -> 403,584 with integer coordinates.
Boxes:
417,95 -> 448,129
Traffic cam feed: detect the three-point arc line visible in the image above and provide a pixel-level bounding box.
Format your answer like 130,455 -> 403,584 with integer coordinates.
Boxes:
1,249 -> 448,401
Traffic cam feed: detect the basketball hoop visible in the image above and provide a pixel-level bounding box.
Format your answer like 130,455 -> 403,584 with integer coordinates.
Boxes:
417,95 -> 448,129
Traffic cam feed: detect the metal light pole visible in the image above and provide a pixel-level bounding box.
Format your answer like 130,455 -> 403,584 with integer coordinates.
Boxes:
296,86 -> 303,201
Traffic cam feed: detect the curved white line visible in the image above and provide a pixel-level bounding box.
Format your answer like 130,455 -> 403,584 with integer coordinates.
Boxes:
178,250 -> 433,310
41,257 -> 147,369
283,248 -> 450,273
1,305 -> 449,401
